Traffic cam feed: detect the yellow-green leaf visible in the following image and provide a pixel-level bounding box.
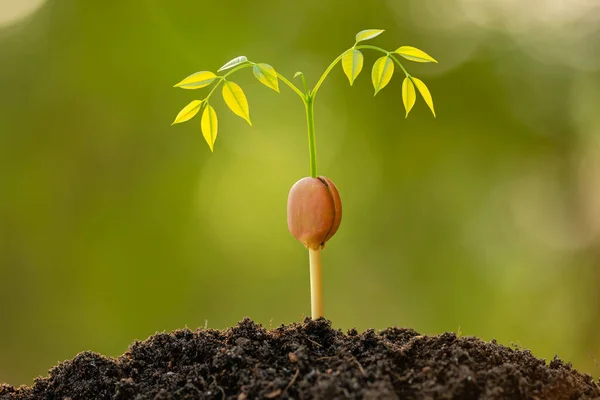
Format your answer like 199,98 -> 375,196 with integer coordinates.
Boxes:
395,46 -> 438,63
253,63 -> 279,93
172,100 -> 203,125
222,81 -> 251,125
341,49 -> 364,86
174,71 -> 216,89
355,29 -> 384,43
371,56 -> 394,95
412,77 -> 436,117
402,77 -> 416,118
201,103 -> 218,152
218,56 -> 248,72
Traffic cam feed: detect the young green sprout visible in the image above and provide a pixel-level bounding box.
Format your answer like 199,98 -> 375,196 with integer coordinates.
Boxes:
172,29 -> 437,320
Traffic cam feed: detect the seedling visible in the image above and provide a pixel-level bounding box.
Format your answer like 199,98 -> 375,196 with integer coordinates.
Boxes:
172,29 -> 437,319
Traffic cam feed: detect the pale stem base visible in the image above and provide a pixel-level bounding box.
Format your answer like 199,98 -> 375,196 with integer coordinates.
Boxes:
309,248 -> 323,319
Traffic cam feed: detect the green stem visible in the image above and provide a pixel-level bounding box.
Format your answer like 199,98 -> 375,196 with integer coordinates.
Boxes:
311,52 -> 345,99
277,72 -> 307,100
300,74 -> 308,94
355,45 -> 410,76
353,44 -> 385,52
205,63 -> 307,115
389,54 -> 410,76
304,95 -> 317,177
205,63 -> 254,100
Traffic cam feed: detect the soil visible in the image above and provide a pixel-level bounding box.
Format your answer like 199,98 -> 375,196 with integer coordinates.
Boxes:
1,318 -> 599,399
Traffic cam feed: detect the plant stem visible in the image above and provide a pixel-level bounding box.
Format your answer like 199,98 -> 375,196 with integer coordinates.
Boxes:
300,74 -> 308,94
309,248 -> 323,319
305,85 -> 319,319
297,43 -> 410,320
304,95 -> 317,178
205,63 -> 254,101
355,45 -> 410,76
312,52 -> 345,99
277,72 -> 307,101
302,44 -> 403,318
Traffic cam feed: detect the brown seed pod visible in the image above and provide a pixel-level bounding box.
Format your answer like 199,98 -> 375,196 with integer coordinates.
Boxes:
287,176 -> 342,250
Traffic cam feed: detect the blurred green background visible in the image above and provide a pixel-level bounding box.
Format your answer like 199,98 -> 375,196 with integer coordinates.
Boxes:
2,0 -> 600,386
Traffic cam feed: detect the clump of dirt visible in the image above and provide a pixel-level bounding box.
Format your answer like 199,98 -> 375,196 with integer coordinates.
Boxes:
1,318 -> 599,399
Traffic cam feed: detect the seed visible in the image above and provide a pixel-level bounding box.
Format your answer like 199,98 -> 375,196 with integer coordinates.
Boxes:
287,176 -> 342,250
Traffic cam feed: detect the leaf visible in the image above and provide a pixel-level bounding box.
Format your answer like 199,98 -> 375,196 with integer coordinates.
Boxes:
217,56 -> 248,72
371,56 -> 394,95
174,71 -> 216,90
411,77 -> 436,117
341,49 -> 364,86
172,100 -> 203,125
395,46 -> 438,63
201,103 -> 218,152
355,29 -> 384,43
293,71 -> 303,79
222,81 -> 251,125
402,77 -> 416,118
253,63 -> 279,93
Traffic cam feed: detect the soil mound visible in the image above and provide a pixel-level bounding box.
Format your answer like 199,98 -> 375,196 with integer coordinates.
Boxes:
2,318 -> 599,399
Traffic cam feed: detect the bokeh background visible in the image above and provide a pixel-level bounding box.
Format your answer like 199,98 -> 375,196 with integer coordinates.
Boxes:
2,0 -> 600,386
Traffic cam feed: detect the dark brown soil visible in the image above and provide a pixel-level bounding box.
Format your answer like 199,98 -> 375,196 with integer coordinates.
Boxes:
1,318 -> 599,399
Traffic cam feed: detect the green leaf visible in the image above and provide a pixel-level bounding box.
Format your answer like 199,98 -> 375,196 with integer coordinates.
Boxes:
253,63 -> 279,93
402,77 -> 416,118
222,81 -> 251,125
412,77 -> 436,117
355,29 -> 384,43
341,49 -> 364,86
395,46 -> 438,63
371,56 -> 394,95
217,56 -> 248,72
174,71 -> 216,90
201,103 -> 218,152
172,100 -> 203,125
